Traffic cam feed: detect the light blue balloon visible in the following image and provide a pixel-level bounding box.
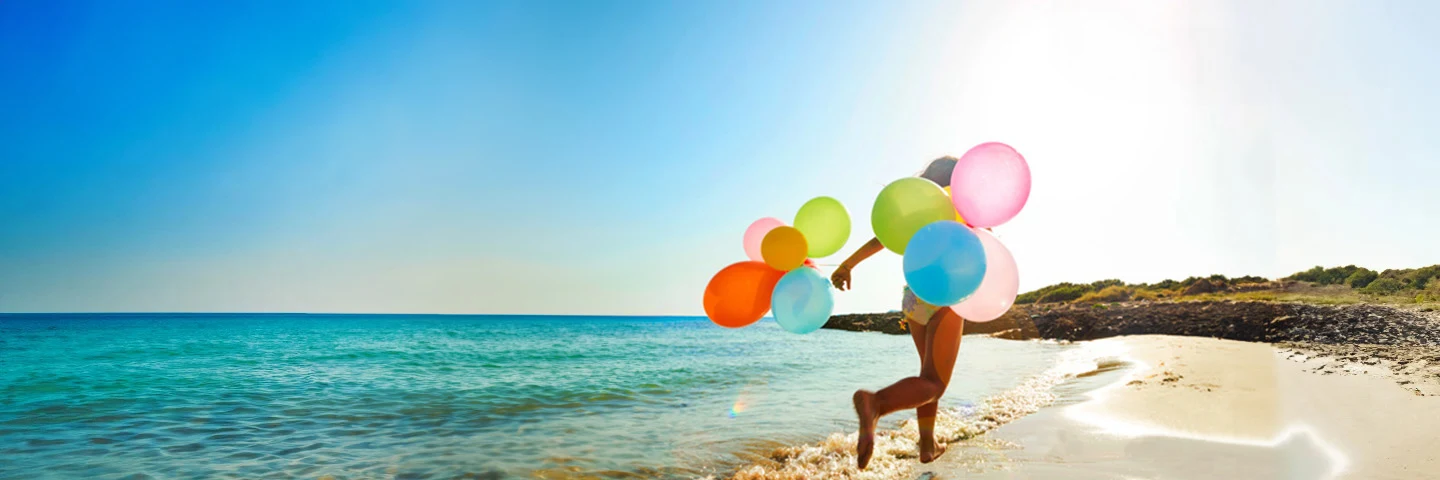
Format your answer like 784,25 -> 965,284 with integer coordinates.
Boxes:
771,267 -> 835,334
903,221 -> 987,306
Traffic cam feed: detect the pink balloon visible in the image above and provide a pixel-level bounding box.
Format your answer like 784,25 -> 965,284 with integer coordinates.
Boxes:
950,229 -> 1018,322
743,217 -> 786,262
950,142 -> 1030,228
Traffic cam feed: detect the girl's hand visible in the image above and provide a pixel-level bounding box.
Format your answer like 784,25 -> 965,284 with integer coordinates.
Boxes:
831,265 -> 853,291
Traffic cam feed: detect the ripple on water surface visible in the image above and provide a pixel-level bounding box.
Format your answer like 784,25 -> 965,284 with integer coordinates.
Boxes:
0,314 -> 1075,479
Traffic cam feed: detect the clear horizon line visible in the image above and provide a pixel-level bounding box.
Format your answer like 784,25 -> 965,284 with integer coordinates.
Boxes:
0,311 -> 712,318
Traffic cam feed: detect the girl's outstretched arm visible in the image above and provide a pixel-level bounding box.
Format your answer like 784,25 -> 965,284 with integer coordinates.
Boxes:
831,237 -> 884,291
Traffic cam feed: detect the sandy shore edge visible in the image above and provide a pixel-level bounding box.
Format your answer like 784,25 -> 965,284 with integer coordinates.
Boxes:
944,335 -> 1440,479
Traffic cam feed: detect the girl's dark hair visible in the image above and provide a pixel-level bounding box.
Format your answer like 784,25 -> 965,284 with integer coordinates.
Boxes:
918,156 -> 958,187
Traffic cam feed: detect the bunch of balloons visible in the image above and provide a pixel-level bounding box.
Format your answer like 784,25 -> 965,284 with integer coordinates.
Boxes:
703,196 -> 851,334
873,142 -> 1030,321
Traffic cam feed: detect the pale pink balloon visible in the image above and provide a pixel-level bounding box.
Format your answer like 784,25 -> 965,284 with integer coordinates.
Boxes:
743,217 -> 785,262
950,142 -> 1030,228
950,229 -> 1018,322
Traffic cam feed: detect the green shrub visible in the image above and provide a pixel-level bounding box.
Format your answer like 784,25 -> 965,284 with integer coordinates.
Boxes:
1288,266 -> 1327,283
1017,266 -> 1440,305
1089,279 -> 1125,290
1283,265 -> 1440,289
1037,284 -> 1091,303
1018,282 -> 1095,304
1408,266 -> 1440,290
1289,265 -> 1366,286
1345,269 -> 1379,288
1150,279 -> 1181,290
1324,266 -> 1361,285
1363,277 -> 1406,295
1419,278 -> 1440,302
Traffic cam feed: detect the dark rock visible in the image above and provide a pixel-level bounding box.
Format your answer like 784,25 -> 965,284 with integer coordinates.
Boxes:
1183,279 -> 1221,295
822,309 -> 1039,337
1021,301 -> 1440,346
825,301 -> 1440,346
823,312 -> 907,334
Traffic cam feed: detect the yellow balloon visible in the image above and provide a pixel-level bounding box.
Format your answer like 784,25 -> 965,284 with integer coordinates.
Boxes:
761,226 -> 808,271
943,186 -> 966,224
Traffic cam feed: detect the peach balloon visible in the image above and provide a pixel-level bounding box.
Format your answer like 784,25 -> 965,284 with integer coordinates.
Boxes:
949,229 -> 1019,322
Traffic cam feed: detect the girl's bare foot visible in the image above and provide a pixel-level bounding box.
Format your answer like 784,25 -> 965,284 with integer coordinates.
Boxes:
852,390 -> 877,470
919,439 -> 947,463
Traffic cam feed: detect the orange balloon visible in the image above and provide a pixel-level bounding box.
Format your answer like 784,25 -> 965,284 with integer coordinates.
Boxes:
704,261 -> 785,328
760,226 -> 807,271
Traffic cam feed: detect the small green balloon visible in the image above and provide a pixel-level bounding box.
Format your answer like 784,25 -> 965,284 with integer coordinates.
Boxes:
793,196 -> 851,258
871,177 -> 954,254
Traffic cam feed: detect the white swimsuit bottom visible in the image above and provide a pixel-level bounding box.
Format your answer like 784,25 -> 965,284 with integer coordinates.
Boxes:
901,286 -> 943,326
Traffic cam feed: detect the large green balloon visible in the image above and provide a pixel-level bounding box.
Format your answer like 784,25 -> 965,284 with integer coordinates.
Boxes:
793,196 -> 850,258
871,177 -> 954,254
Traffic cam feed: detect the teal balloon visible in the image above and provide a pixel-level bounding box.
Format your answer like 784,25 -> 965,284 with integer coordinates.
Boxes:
771,267 -> 834,334
903,221 -> 987,306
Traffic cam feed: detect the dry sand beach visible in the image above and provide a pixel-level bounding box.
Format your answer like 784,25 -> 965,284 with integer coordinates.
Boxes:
958,335 -> 1440,480
726,331 -> 1440,479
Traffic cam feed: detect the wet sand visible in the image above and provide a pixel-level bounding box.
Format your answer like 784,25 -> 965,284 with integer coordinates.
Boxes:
723,341 -> 1122,480
935,335 -> 1440,479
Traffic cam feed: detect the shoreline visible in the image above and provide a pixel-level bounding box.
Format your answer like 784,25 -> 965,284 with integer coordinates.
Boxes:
828,300 -> 1440,396
719,332 -> 1440,479
719,338 -> 1126,479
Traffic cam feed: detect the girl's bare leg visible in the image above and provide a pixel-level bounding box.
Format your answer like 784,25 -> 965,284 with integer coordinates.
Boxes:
854,311 -> 963,469
918,309 -> 963,463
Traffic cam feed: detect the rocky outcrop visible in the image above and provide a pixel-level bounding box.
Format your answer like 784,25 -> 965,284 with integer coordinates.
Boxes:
1182,278 -> 1221,295
826,301 -> 1440,347
823,312 -> 908,334
1024,301 -> 1440,345
822,308 -> 1039,337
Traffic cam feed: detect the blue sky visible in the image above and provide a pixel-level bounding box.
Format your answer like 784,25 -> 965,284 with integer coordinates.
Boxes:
2,0 -> 1438,314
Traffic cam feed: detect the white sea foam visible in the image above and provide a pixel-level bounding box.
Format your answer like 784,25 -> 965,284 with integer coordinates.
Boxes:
715,340 -> 1129,480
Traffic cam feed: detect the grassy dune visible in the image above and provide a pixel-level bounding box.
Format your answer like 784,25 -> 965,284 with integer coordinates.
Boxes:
1016,264 -> 1440,309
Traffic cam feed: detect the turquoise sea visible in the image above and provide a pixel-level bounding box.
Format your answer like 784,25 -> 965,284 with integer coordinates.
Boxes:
0,314 -> 1074,479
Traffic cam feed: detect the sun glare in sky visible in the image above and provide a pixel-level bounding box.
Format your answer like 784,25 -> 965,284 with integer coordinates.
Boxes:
1,0 -> 1437,314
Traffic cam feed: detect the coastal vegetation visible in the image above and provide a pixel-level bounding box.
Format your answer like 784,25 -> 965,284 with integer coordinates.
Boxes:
1014,265 -> 1440,306
826,264 -> 1440,338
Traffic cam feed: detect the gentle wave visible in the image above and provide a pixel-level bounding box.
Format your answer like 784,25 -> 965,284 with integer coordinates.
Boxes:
1,314 -> 1076,479
719,341 -> 1129,480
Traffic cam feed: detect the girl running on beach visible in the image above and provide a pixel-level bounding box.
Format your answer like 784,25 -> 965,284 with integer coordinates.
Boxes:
829,157 -> 972,469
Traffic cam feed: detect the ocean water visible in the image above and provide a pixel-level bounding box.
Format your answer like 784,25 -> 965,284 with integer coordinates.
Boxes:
0,314 -> 1074,479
